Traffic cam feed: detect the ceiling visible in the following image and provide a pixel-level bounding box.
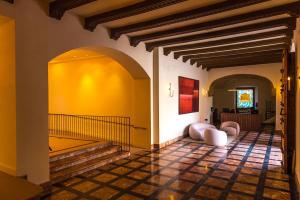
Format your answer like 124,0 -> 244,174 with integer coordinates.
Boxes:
45,0 -> 299,69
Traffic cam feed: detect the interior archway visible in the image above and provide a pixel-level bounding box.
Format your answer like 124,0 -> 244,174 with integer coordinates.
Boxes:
208,74 -> 276,125
48,47 -> 151,153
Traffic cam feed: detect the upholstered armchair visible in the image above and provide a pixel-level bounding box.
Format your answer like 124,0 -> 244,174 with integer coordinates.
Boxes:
220,121 -> 240,137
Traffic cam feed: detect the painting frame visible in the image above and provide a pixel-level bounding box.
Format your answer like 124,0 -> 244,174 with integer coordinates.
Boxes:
178,76 -> 199,115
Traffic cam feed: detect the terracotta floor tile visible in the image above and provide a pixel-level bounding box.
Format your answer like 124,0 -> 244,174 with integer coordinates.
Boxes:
50,190 -> 78,200
159,168 -> 181,177
211,170 -> 233,179
72,181 -> 98,193
263,188 -> 291,199
195,185 -> 222,199
156,189 -> 183,200
111,177 -> 136,189
265,179 -> 290,191
132,183 -> 158,196
237,174 -> 259,184
169,162 -> 190,170
227,192 -> 254,200
90,186 -> 119,199
198,160 -> 216,168
190,166 -> 210,174
169,180 -> 194,192
218,164 -> 238,172
266,171 -> 289,181
111,167 -> 132,175
205,177 -> 228,189
240,167 -> 261,176
179,157 -> 197,164
125,161 -> 145,169
163,155 -> 179,161
93,173 -> 118,183
179,171 -> 203,183
141,164 -> 161,172
147,174 -> 171,185
263,188 -> 291,200
127,170 -> 150,180
62,177 -> 82,187
232,183 -> 257,195
153,159 -> 171,167
117,193 -> 143,200
223,159 -> 241,166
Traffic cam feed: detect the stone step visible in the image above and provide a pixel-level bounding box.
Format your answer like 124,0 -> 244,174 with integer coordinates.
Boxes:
49,140 -> 112,162
50,145 -> 120,173
50,151 -> 130,185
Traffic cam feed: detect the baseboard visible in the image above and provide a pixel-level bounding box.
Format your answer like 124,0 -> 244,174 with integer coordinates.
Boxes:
0,163 -> 17,176
151,135 -> 185,150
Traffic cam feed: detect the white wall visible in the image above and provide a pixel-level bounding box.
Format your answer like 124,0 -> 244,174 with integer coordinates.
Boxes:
158,48 -> 211,144
208,63 -> 282,130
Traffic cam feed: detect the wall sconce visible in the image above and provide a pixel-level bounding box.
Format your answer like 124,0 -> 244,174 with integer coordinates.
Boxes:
287,76 -> 291,91
169,83 -> 174,97
201,89 -> 208,96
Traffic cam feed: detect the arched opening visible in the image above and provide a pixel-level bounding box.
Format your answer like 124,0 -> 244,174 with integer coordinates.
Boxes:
208,74 -> 276,128
0,15 -> 16,176
48,47 -> 151,182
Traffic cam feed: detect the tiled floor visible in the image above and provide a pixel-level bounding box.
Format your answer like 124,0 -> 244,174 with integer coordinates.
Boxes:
45,129 -> 297,200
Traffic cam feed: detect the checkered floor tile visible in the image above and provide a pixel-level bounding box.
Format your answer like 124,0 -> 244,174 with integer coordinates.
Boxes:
44,128 -> 298,200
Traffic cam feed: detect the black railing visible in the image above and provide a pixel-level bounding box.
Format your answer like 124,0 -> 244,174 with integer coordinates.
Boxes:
49,114 -> 131,151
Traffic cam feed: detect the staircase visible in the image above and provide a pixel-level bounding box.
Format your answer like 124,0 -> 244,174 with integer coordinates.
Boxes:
49,140 -> 130,184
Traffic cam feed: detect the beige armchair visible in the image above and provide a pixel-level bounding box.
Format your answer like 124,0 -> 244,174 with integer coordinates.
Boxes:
220,121 -> 240,137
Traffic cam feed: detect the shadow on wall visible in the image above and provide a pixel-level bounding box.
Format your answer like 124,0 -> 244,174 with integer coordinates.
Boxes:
48,47 -> 151,149
208,74 -> 276,122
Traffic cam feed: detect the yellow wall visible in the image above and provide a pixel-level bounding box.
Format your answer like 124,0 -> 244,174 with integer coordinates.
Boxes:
0,17 -> 17,175
49,55 -> 151,148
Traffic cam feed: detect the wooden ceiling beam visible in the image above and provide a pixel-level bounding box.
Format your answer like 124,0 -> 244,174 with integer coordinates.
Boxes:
85,0 -> 187,32
182,43 -> 288,62
164,29 -> 292,55
190,49 -> 283,65
49,0 -> 96,20
130,1 -> 300,46
110,0 -> 267,40
203,55 -> 282,70
175,37 -> 289,59
146,17 -> 296,51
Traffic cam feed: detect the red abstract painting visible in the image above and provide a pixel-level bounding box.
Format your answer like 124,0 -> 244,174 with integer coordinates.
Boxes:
179,76 -> 199,114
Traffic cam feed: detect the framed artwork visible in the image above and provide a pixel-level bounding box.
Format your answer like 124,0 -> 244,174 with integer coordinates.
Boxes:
179,76 -> 199,114
236,87 -> 255,111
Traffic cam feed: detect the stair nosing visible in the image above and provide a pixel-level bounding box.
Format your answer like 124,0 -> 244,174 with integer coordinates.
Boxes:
50,146 -> 120,172
50,151 -> 130,184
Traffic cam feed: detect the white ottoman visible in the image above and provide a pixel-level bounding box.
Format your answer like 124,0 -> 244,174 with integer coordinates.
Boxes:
189,123 -> 216,140
204,128 -> 227,146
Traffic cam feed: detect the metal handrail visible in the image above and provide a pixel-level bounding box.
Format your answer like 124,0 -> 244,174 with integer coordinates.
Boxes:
48,113 -> 131,151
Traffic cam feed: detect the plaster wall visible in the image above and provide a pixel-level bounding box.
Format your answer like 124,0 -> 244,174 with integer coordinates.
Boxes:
158,48 -> 211,144
0,16 -> 16,176
49,56 -> 151,149
0,0 -> 153,184
208,63 -> 282,130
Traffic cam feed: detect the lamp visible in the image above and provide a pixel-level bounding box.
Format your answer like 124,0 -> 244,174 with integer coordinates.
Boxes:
169,83 -> 174,97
